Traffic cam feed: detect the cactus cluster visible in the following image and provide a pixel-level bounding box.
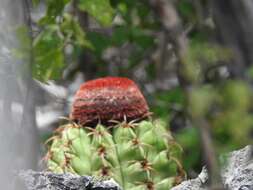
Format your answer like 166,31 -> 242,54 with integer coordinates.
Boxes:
46,120 -> 183,190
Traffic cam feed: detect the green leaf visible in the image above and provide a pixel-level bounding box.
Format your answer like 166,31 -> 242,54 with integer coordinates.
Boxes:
46,0 -> 70,17
111,26 -> 155,48
177,0 -> 195,19
130,27 -> 154,49
111,26 -> 129,46
33,47 -> 64,81
86,32 -> 111,56
33,28 -> 65,81
78,0 -> 115,26
38,0 -> 70,25
60,13 -> 93,49
189,85 -> 216,117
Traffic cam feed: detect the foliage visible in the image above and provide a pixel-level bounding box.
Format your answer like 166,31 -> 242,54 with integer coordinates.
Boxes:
78,0 -> 115,26
32,0 -> 157,81
32,0 -> 252,178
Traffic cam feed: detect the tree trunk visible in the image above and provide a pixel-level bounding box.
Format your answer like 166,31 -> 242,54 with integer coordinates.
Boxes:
212,0 -> 253,78
0,0 -> 39,189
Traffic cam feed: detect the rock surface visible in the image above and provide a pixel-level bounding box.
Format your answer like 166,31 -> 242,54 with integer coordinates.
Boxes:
20,146 -> 252,190
172,145 -> 253,190
222,145 -> 253,190
171,167 -> 208,190
20,170 -> 122,190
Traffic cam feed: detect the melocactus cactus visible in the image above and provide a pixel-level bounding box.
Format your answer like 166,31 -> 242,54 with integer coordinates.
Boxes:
46,77 -> 184,190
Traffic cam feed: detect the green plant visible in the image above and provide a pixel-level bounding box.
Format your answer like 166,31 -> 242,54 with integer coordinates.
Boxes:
46,120 -> 184,190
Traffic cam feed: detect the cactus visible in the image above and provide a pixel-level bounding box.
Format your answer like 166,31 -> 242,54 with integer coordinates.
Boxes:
70,77 -> 150,126
45,77 -> 184,190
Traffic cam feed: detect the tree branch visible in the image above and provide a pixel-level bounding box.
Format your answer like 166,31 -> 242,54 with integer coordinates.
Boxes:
149,0 -> 223,188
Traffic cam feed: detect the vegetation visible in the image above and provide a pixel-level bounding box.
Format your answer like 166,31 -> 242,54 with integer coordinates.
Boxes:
31,0 -> 252,186
46,121 -> 183,189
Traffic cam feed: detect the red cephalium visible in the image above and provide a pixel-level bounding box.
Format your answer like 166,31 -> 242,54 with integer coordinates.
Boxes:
70,77 -> 150,126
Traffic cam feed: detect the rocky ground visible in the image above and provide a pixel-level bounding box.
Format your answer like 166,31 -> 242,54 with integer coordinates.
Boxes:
21,145 -> 252,190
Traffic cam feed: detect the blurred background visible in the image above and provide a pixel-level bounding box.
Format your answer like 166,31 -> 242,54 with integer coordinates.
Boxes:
0,0 -> 253,189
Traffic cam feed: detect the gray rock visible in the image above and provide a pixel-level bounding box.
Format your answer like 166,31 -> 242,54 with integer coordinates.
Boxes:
20,170 -> 122,190
171,167 -> 208,190
172,145 -> 253,190
20,146 -> 252,190
222,145 -> 253,190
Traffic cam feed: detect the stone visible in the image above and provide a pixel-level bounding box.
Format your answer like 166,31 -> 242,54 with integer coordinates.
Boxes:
172,145 -> 253,190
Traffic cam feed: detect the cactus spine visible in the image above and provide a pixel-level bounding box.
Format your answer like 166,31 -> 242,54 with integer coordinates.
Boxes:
46,120 -> 183,190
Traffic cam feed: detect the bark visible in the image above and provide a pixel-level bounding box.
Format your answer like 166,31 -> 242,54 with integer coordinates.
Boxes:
0,0 -> 39,189
149,1 -> 221,187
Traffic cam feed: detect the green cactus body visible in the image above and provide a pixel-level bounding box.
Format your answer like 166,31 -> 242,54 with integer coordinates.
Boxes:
46,120 -> 183,190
